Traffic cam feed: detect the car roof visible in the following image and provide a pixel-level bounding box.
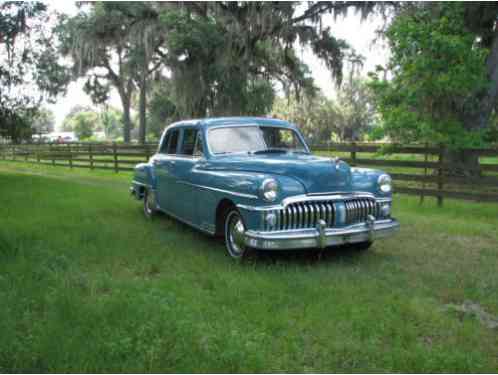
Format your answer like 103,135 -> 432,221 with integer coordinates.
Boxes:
166,116 -> 296,130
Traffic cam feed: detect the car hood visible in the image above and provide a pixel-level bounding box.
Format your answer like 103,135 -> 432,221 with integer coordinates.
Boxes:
205,153 -> 353,194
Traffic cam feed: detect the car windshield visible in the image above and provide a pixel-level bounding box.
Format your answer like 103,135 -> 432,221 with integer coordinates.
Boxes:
208,126 -> 307,155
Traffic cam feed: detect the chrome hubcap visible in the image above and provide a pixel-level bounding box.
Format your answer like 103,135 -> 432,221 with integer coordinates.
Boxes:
227,212 -> 246,257
145,190 -> 155,215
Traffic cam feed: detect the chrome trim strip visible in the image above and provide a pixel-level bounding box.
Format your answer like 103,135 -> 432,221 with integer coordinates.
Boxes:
156,205 -> 216,236
307,191 -> 375,197
131,180 -> 153,189
177,181 -> 258,200
283,193 -> 376,207
237,193 -> 392,212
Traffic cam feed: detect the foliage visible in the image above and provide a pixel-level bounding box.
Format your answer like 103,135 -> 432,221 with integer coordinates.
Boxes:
72,111 -> 98,140
31,108 -> 55,135
58,3 -> 165,143
99,106 -> 124,139
59,2 -> 379,141
57,3 -> 135,142
146,81 -> 179,140
62,106 -> 98,139
62,105 -> 123,140
272,80 -> 376,143
1,163 -> 498,372
272,94 -> 339,143
369,3 -> 490,148
154,2 -> 352,118
334,79 -> 377,141
0,2 -> 69,142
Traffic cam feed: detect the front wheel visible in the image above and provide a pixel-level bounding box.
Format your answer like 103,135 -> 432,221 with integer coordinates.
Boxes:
224,209 -> 247,259
143,188 -> 157,219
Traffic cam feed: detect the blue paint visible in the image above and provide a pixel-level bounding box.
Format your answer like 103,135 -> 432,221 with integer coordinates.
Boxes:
131,117 -> 393,234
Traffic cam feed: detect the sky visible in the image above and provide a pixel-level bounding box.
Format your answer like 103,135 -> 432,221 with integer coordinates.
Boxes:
47,2 -> 389,130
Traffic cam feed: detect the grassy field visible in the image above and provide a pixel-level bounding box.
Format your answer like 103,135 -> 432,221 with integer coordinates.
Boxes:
1,161 -> 498,373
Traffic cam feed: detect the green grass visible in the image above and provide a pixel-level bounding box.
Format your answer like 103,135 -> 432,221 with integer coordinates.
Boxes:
1,161 -> 498,373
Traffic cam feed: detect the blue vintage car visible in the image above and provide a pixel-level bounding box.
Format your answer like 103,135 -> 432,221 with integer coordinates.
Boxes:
131,117 -> 399,258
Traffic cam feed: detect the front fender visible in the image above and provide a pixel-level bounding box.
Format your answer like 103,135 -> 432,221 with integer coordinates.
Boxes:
351,167 -> 392,198
191,168 -> 306,231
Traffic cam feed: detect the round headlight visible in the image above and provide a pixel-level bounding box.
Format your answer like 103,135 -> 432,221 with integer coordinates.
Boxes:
261,179 -> 278,202
378,174 -> 392,193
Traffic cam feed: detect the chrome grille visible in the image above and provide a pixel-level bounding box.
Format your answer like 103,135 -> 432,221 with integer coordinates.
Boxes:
344,198 -> 377,225
262,197 -> 383,231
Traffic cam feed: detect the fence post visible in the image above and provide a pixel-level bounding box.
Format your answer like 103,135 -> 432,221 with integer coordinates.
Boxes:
25,145 -> 29,161
145,144 -> 151,161
89,144 -> 94,170
68,143 -> 73,169
36,144 -> 40,163
113,142 -> 118,173
12,144 -> 15,161
419,142 -> 429,205
351,142 -> 357,166
437,144 -> 444,207
51,143 -> 55,166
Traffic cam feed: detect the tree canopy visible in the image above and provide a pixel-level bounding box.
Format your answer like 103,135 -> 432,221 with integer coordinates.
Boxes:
0,2 -> 69,142
3,1 -> 498,152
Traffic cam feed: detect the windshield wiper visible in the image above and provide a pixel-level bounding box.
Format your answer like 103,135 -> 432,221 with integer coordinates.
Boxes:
252,148 -> 288,155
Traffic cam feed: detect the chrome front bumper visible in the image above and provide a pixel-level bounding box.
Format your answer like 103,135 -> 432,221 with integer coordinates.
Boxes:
244,218 -> 400,250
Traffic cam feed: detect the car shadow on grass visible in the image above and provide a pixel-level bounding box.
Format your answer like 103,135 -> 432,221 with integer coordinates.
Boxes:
244,244 -> 374,266
152,210 -> 385,267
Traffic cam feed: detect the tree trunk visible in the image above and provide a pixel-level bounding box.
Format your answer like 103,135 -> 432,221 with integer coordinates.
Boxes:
121,94 -> 131,143
138,78 -> 147,145
453,31 -> 498,176
443,149 -> 480,177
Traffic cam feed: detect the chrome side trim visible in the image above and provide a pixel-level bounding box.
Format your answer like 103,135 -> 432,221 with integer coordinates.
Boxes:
177,181 -> 258,200
132,180 -> 153,189
156,205 -> 216,236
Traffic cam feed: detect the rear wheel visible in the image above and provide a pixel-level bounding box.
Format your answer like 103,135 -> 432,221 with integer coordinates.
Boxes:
143,188 -> 157,219
224,209 -> 247,259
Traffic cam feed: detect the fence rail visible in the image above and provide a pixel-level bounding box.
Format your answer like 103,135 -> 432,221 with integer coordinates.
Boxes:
1,142 -> 498,204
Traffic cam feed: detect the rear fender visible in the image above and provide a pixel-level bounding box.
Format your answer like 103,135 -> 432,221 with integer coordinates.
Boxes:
131,163 -> 155,199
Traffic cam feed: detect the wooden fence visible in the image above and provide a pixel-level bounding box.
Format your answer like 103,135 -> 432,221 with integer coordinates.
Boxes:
1,142 -> 498,204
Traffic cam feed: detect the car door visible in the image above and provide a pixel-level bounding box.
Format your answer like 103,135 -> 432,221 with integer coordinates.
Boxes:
154,128 -> 179,212
168,127 -> 203,223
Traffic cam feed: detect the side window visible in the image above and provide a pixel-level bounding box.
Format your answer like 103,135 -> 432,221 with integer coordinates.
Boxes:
193,132 -> 204,157
166,130 -> 179,154
179,128 -> 198,156
159,131 -> 170,154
